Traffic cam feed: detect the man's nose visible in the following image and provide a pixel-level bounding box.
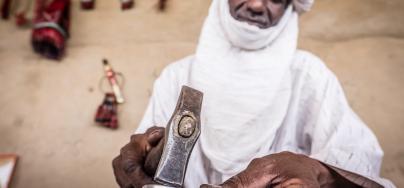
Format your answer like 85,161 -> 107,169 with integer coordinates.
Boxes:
246,0 -> 265,16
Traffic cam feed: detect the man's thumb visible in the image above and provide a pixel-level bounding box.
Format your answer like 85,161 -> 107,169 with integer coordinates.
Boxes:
146,127 -> 165,146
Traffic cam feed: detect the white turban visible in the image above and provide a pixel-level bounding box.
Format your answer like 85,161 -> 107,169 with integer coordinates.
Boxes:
293,0 -> 315,14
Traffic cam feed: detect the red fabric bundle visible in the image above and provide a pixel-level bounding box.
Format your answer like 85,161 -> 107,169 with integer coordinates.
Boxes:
80,0 -> 94,10
121,0 -> 133,10
32,0 -> 70,60
15,12 -> 29,26
158,0 -> 167,11
95,93 -> 119,129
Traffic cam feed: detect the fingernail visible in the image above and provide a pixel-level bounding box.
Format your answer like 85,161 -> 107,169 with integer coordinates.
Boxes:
151,129 -> 163,135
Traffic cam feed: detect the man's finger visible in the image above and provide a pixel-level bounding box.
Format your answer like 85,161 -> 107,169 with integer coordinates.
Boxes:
144,139 -> 164,176
127,166 -> 155,187
144,126 -> 164,135
120,143 -> 155,187
273,178 -> 318,188
145,127 -> 165,146
120,142 -> 145,174
112,155 -> 133,188
220,161 -> 279,187
220,174 -> 250,187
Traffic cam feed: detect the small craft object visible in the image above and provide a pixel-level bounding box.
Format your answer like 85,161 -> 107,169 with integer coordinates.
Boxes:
102,59 -> 125,104
120,0 -> 133,10
95,93 -> 119,129
80,0 -> 94,10
31,0 -> 70,60
158,0 -> 167,11
95,59 -> 125,129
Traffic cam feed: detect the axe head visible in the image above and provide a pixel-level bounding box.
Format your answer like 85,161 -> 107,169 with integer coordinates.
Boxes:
149,86 -> 203,187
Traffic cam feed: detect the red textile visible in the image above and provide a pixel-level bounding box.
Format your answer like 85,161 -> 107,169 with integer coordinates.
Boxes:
95,93 -> 119,129
32,0 -> 70,60
80,0 -> 94,10
121,0 -> 133,10
15,12 -> 28,26
158,0 -> 167,11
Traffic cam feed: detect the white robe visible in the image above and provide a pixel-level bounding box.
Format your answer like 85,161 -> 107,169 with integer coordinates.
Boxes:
136,0 -> 395,187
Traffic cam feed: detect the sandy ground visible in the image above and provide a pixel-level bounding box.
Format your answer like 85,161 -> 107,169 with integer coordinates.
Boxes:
0,0 -> 403,187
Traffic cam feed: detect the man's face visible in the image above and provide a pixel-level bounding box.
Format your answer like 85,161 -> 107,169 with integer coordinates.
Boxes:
229,0 -> 289,29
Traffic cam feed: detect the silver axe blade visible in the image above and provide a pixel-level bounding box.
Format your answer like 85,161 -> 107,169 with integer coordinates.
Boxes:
144,86 -> 203,188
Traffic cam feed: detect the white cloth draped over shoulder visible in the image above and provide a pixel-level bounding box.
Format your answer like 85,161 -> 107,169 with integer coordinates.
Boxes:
136,0 -> 395,187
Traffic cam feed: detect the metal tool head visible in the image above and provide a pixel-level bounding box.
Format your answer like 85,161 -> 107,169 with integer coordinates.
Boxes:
153,86 -> 203,187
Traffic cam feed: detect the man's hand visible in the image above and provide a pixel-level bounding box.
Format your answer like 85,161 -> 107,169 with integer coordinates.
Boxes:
202,151 -> 337,188
112,127 -> 165,188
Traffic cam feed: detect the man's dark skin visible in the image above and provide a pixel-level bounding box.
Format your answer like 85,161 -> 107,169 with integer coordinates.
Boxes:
229,0 -> 291,29
113,127 -> 165,188
112,0 -> 379,187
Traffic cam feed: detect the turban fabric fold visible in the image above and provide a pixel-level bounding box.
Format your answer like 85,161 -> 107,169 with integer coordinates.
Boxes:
293,0 -> 314,14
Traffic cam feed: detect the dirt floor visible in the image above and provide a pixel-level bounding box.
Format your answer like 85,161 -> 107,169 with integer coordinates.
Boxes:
0,0 -> 403,187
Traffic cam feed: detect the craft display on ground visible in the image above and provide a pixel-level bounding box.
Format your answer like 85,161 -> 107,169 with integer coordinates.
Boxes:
95,59 -> 125,129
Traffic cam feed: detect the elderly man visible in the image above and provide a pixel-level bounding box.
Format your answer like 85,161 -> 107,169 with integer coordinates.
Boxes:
113,0 -> 395,187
